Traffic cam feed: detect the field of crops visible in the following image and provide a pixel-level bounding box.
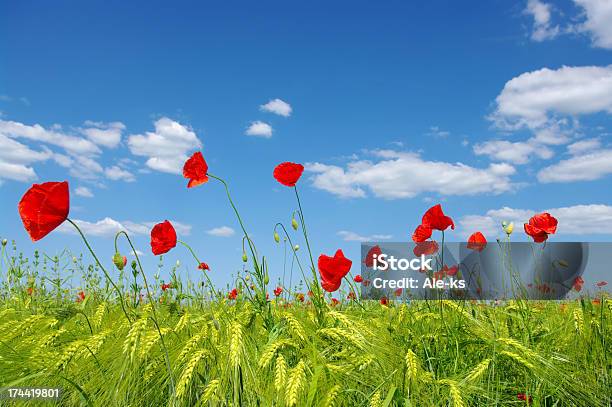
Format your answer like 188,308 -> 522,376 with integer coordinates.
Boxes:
1,155 -> 610,406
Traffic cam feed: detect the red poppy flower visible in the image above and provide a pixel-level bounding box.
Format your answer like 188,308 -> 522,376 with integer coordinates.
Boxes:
592,298 -> 601,305
467,232 -> 487,252
421,204 -> 455,231
413,241 -> 439,257
274,286 -> 283,297
433,270 -> 445,280
26,287 -> 34,296
150,220 -> 177,255
354,274 -> 363,283
394,288 -> 403,297
228,288 -> 238,300
412,224 -> 432,243
18,181 -> 70,242
76,291 -> 85,303
198,262 -> 210,271
161,283 -> 172,291
296,293 -> 305,302
183,152 -> 209,188
318,249 -> 352,292
307,290 -> 314,297
517,393 -> 532,403
573,276 -> 584,292
524,212 -> 557,243
330,298 -> 340,307
380,297 -> 388,306
273,162 -> 304,187
347,292 -> 356,300
363,245 -> 382,267
596,281 -> 607,287
443,265 -> 459,277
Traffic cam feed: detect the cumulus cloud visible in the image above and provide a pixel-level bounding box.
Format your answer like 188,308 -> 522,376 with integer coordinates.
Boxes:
260,99 -> 292,117
245,121 -> 273,138
74,186 -> 94,198
573,0 -> 612,49
105,165 -> 136,182
460,204 -> 612,238
566,138 -> 601,155
307,150 -> 517,199
490,65 -> 612,130
537,149 -> 612,182
473,139 -> 554,164
337,230 -> 393,242
81,121 -> 125,148
525,0 -> 559,41
0,133 -> 52,182
206,226 -> 235,237
59,218 -> 192,238
128,117 -> 202,174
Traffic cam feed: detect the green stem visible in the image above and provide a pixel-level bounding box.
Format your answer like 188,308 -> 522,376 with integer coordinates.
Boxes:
177,240 -> 221,301
114,231 -> 176,393
67,219 -> 131,324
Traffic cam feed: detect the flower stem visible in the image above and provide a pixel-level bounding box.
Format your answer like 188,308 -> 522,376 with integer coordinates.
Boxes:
67,219 -> 131,324
177,240 -> 221,301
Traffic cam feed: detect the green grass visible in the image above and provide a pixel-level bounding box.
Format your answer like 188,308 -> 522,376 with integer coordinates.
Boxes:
0,274 -> 610,406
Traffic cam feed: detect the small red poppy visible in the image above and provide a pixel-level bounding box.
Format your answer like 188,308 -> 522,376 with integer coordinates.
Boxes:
517,393 -> 532,403
161,283 -> 172,291
228,288 -> 238,300
18,181 -> 70,242
274,286 -> 283,297
394,288 -> 403,297
433,270 -> 445,280
524,212 -> 557,243
573,276 -> 584,292
363,245 -> 382,267
413,241 -> 439,257
318,249 -> 352,293
354,274 -> 363,283
412,224 -> 432,243
273,162 -> 304,187
592,298 -> 601,305
421,204 -> 455,231
296,293 -> 305,302
347,292 -> 356,300
596,281 -> 607,287
380,297 -> 388,306
150,220 -> 177,255
307,290 -> 314,297
443,265 -> 459,277
183,152 -> 209,188
76,291 -> 85,303
467,232 -> 487,252
26,287 -> 34,296
198,262 -> 210,271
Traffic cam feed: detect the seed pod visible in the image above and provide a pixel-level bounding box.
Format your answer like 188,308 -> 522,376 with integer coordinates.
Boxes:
274,231 -> 280,243
291,217 -> 299,231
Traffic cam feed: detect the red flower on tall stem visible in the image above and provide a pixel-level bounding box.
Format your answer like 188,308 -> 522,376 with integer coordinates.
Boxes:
412,224 -> 432,243
354,274 -> 363,283
198,262 -> 210,271
517,393 -> 533,404
524,212 -> 557,243
183,152 -> 209,188
18,181 -> 70,241
421,204 -> 455,231
273,286 -> 283,297
318,249 -> 352,293
150,220 -> 177,255
363,245 -> 382,267
573,276 -> 584,292
413,241 -> 439,257
76,291 -> 85,303
228,288 -> 238,300
467,232 -> 487,252
273,162 -> 304,187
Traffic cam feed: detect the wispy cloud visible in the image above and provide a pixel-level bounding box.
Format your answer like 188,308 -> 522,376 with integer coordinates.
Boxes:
337,230 -> 392,242
206,226 -> 235,237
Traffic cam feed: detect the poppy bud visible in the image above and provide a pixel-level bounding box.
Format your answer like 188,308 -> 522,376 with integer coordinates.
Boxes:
242,251 -> 248,262
294,244 -> 300,251
502,221 -> 514,235
2,239 -> 8,247
113,252 -> 125,271
291,217 -> 299,231
273,231 -> 280,243
264,273 -> 270,285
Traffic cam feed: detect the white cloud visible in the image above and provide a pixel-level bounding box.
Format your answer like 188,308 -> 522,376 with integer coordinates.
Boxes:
206,226 -> 235,237
68,156 -> 104,180
105,165 -> 136,182
0,161 -> 37,182
337,230 -> 392,242
74,186 -> 94,198
245,121 -> 273,138
260,99 -> 292,117
524,0 -> 560,41
490,65 -> 612,130
127,117 -> 202,174
460,204 -> 612,238
426,126 -> 450,138
0,119 -> 101,155
473,139 -> 554,164
59,218 -> 192,238
537,149 -> 612,182
573,0 -> 612,49
307,150 -> 517,199
0,133 -> 54,182
567,138 -> 601,155
81,121 -> 125,148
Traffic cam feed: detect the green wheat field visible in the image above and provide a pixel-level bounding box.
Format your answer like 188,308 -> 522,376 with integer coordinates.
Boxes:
0,248 -> 609,407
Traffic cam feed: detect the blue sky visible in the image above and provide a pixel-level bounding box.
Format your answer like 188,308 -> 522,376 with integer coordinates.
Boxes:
1,0 -> 611,289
